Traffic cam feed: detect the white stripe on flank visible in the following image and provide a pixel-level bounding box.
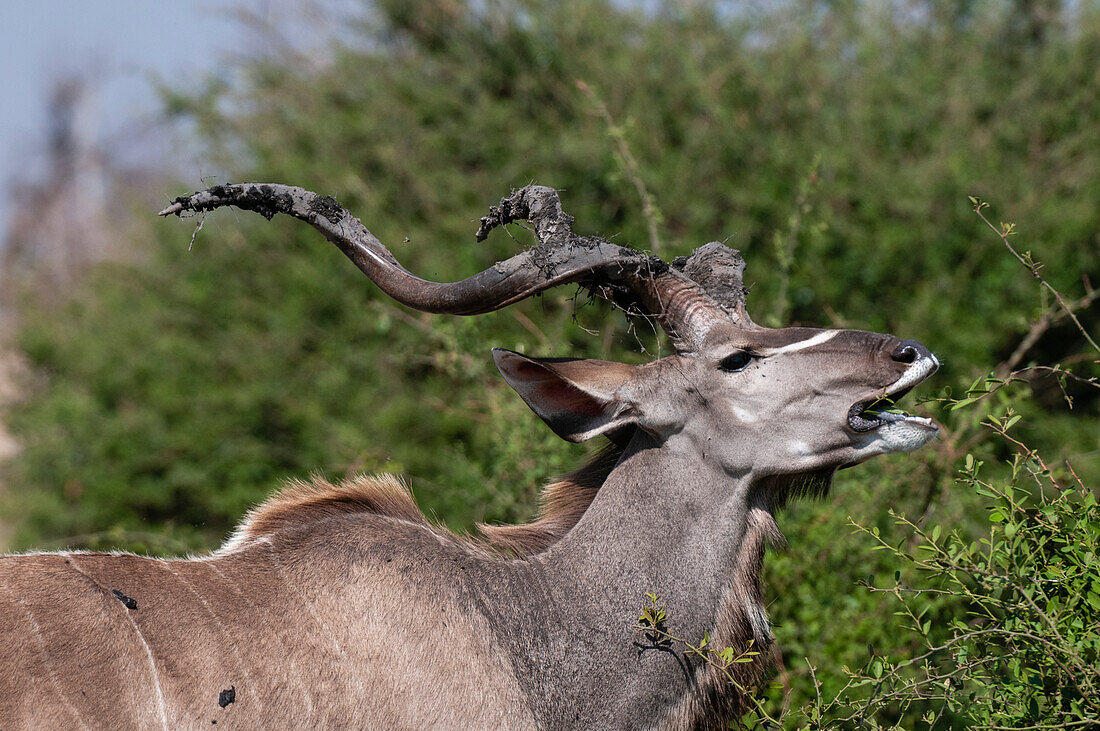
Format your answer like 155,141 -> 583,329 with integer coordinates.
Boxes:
66,554 -> 170,730
159,560 -> 258,710
206,562 -> 315,721
259,537 -> 346,654
759,330 -> 838,356
260,537 -> 369,699
0,577 -> 90,729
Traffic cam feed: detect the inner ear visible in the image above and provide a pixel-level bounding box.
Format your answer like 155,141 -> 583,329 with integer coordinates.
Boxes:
492,349 -> 638,442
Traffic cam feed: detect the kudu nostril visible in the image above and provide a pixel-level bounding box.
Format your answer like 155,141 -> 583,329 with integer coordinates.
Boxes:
891,339 -> 931,364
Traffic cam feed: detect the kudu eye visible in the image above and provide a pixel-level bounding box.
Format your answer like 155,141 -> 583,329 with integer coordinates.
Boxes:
718,351 -> 754,373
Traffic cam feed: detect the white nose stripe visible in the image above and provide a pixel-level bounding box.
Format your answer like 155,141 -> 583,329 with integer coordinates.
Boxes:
759,330 -> 837,356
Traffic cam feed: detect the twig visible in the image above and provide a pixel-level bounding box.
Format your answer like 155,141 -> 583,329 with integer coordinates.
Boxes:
1064,460 -> 1086,491
576,79 -> 663,253
188,211 -> 205,251
971,201 -> 1099,354
807,660 -> 823,724
511,309 -> 551,351
996,287 -> 1100,377
1011,364 -> 1098,388
984,418 -> 1061,489
771,157 -> 821,326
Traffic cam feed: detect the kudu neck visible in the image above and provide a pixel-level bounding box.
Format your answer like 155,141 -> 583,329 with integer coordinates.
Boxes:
557,428 -> 761,554
533,429 -> 778,724
549,428 -> 775,640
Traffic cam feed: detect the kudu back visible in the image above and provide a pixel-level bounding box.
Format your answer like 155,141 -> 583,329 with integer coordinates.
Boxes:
0,184 -> 939,729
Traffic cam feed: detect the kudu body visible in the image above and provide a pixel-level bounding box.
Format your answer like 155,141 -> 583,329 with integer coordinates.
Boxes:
0,184 -> 939,729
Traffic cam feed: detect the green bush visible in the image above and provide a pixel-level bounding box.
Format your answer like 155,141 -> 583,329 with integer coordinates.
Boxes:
782,415 -> 1100,729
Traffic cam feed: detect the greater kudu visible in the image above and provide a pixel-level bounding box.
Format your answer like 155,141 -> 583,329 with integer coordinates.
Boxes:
0,184 -> 939,729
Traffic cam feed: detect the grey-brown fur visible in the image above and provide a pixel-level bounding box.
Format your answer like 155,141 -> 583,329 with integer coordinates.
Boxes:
0,450 -> 769,728
1,479 -> 536,729
1,184 -> 941,728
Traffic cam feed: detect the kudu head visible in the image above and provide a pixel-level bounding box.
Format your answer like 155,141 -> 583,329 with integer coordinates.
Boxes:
495,323 -> 938,483
161,183 -> 938,486
491,258 -> 938,486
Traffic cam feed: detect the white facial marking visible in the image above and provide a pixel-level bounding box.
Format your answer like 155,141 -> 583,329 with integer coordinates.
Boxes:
760,330 -> 837,356
731,405 -> 757,423
788,441 -> 812,457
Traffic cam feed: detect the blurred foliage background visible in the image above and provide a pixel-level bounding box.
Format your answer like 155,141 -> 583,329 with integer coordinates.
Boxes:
1,0 -> 1097,726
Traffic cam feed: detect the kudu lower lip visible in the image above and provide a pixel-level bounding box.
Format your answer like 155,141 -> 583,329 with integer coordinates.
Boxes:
847,355 -> 939,434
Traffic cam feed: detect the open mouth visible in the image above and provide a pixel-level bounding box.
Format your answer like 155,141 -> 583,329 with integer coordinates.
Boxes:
847,384 -> 935,433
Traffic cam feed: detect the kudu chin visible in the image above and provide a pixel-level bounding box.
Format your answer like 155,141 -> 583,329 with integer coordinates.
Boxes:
1,184 -> 938,729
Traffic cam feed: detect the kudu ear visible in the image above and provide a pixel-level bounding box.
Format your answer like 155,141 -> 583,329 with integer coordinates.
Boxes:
492,349 -> 639,443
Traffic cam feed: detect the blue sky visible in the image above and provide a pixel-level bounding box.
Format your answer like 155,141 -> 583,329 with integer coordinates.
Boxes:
0,2 -> 292,234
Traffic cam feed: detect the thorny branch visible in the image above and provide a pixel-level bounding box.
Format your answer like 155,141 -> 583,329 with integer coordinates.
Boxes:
970,198 -> 1099,354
